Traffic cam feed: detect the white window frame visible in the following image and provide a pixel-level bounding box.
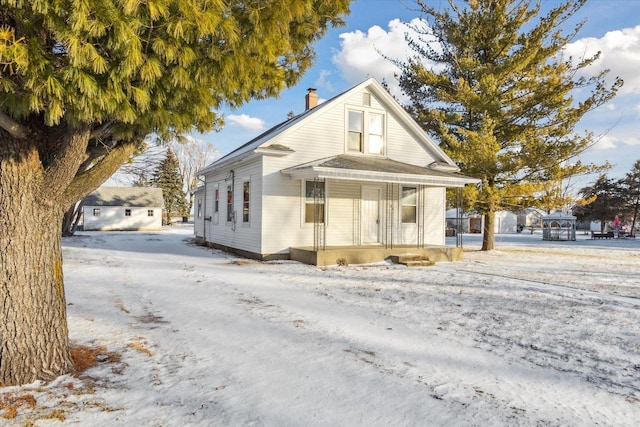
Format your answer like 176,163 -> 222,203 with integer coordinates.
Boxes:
345,106 -> 386,155
226,183 -> 234,224
401,186 -> 417,224
242,179 -> 250,225
303,180 -> 327,225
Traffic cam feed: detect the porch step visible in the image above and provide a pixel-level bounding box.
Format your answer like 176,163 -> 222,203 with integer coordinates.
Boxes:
389,254 -> 435,267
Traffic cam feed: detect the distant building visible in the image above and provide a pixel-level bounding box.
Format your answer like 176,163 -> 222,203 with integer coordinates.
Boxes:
82,187 -> 165,231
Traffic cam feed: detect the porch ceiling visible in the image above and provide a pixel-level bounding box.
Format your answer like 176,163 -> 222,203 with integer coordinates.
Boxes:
282,155 -> 479,187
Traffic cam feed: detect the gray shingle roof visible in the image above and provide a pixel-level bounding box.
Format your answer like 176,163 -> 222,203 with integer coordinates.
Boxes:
83,187 -> 165,208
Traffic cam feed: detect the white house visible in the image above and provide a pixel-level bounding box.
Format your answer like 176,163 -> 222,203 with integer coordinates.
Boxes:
194,78 -> 478,265
82,187 -> 165,231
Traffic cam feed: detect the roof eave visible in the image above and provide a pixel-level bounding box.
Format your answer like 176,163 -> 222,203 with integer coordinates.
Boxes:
282,166 -> 480,187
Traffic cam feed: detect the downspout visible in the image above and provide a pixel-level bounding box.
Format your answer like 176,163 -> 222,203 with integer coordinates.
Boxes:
197,175 -> 209,243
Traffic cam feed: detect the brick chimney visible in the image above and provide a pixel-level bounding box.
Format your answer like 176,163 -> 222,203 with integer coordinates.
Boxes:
305,87 -> 318,110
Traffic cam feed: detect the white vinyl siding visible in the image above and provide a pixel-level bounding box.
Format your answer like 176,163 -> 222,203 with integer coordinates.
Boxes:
204,159 -> 262,254
83,206 -> 163,231
198,79 -> 459,256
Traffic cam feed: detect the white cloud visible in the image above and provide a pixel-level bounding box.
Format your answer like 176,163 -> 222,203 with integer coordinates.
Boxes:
592,134 -> 617,151
564,25 -> 640,96
226,114 -> 266,132
332,18 -> 435,101
332,18 -> 449,102
315,70 -> 335,92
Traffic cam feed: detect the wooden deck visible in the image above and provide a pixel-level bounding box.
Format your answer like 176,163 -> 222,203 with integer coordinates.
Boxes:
290,245 -> 463,266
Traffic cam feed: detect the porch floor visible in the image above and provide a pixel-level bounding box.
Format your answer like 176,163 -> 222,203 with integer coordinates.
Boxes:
290,245 -> 463,266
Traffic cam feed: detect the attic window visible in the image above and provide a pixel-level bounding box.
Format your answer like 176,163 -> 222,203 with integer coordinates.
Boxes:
348,111 -> 363,152
363,92 -> 371,106
347,109 -> 385,155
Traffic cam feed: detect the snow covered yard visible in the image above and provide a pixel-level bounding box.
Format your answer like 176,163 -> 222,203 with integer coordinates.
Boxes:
2,227 -> 640,426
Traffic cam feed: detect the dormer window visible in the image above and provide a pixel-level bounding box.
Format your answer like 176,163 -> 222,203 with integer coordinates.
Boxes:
347,108 -> 385,155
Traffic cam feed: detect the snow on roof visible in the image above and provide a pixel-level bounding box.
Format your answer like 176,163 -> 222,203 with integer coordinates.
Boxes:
83,186 -> 165,208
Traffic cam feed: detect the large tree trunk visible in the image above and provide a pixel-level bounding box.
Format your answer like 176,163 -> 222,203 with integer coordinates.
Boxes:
482,210 -> 495,251
0,141 -> 74,386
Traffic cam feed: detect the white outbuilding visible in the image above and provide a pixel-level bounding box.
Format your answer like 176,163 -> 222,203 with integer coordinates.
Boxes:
82,187 -> 165,231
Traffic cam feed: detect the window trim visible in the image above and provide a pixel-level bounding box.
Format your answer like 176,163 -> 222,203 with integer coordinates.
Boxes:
345,106 -> 386,156
401,186 -> 417,224
242,180 -> 250,224
226,184 -> 234,223
303,180 -> 327,224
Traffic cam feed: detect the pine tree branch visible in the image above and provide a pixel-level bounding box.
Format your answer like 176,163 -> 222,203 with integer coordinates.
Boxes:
0,111 -> 28,139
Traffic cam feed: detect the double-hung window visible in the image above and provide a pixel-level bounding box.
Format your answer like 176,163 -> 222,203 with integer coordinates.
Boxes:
242,181 -> 250,223
347,109 -> 385,155
226,185 -> 233,222
348,111 -> 363,152
305,181 -> 325,223
401,187 -> 417,223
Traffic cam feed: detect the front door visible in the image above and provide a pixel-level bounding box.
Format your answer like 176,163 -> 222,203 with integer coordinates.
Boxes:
361,186 -> 381,244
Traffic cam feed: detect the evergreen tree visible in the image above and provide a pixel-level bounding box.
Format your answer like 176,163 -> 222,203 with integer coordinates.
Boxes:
395,0 -> 621,250
621,160 -> 640,235
152,148 -> 188,222
574,174 -> 624,232
0,0 -> 351,385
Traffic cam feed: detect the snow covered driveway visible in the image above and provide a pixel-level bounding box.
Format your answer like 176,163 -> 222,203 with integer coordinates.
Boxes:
5,228 -> 639,426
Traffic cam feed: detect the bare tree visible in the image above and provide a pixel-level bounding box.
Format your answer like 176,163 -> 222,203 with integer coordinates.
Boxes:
170,137 -> 218,215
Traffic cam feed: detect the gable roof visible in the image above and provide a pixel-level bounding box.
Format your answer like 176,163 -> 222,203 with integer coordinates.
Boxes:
199,78 -> 459,175
83,187 -> 165,208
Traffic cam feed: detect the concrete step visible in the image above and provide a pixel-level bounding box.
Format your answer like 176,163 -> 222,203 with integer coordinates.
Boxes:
389,253 -> 435,267
389,254 -> 424,264
403,260 -> 436,268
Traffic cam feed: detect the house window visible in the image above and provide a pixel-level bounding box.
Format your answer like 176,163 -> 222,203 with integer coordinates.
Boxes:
226,184 -> 233,222
93,208 -> 100,217
148,210 -> 154,217
305,181 -> 325,223
197,197 -> 202,218
243,181 -> 250,223
347,110 -> 363,152
401,187 -> 417,223
125,209 -> 132,217
368,113 -> 384,154
214,188 -> 219,213
347,109 -> 385,154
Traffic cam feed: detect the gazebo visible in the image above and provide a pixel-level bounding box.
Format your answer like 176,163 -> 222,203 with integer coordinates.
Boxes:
542,211 -> 576,241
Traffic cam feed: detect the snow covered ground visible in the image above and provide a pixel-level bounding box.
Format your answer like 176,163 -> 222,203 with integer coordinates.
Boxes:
2,226 -> 640,426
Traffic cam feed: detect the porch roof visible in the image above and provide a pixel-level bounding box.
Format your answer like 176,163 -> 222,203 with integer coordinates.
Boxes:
281,155 -> 479,187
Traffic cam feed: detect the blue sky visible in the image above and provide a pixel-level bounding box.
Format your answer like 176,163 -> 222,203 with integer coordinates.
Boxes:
195,0 -> 640,187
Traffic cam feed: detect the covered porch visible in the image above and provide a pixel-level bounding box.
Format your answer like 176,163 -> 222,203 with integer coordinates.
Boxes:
282,155 -> 478,266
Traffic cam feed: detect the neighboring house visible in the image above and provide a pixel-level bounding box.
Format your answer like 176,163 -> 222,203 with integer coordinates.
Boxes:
194,78 -> 478,265
446,208 -> 545,234
82,187 -> 165,231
